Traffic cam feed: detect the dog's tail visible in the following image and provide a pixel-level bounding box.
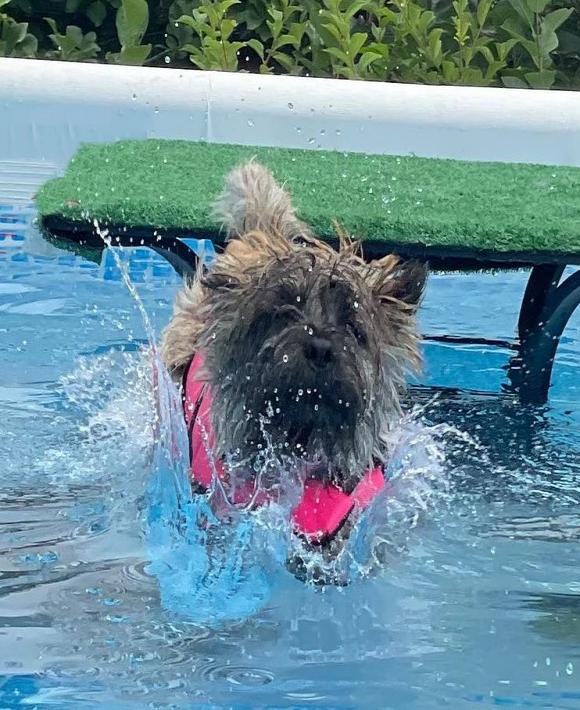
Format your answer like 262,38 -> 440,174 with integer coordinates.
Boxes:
212,159 -> 309,240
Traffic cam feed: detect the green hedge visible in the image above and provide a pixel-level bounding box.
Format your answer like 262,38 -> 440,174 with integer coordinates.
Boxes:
3,0 -> 580,90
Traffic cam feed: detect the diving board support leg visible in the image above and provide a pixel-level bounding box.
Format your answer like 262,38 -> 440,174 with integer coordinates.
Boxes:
517,264 -> 565,342
509,266 -> 580,404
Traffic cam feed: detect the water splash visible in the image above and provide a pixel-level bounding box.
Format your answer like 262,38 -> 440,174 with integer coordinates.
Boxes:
76,221 -> 462,624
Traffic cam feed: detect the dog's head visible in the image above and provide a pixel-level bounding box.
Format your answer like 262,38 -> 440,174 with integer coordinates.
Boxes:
162,161 -> 426,491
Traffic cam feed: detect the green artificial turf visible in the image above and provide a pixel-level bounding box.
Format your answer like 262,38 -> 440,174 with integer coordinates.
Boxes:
36,139 -> 580,258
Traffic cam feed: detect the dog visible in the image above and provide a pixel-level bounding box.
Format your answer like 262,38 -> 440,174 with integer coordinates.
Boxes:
160,160 -> 427,583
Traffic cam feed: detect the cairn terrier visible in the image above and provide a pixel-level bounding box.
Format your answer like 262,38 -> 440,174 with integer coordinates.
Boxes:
161,160 -> 426,578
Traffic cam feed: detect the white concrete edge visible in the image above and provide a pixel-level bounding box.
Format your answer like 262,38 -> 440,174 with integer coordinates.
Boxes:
1,57 -> 580,173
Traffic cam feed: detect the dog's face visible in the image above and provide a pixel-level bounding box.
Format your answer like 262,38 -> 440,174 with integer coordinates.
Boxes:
196,231 -> 425,489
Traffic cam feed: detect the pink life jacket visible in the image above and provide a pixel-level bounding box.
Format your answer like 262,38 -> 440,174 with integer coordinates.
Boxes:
183,351 -> 387,544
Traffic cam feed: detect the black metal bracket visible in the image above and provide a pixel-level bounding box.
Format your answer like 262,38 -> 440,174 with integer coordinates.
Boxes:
508,265 -> 580,404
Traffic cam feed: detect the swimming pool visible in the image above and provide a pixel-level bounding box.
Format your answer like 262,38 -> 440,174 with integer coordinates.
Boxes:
2,179 -> 580,709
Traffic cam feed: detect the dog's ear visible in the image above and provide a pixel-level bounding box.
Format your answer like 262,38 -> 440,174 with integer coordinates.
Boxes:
369,256 -> 427,309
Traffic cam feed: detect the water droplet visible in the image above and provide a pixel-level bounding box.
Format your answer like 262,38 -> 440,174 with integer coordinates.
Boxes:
336,129 -> 341,136
298,389 -> 303,396
164,55 -> 171,64
296,295 -> 301,303
248,119 -> 254,127
296,127 -> 302,134
566,662 -> 574,675
320,128 -> 326,135
288,102 -> 294,110
308,137 -> 315,145
211,332 -> 216,339
308,327 -> 314,336
275,407 -> 280,414
154,106 -> 159,114
131,93 -> 137,101
314,404 -> 319,411
282,354 -> 289,363
354,301 -> 359,309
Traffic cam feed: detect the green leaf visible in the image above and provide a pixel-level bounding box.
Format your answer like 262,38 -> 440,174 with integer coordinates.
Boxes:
324,46 -> 351,64
501,74 -> 529,88
218,0 -> 240,13
246,37 -> 264,60
541,8 -> 573,37
321,22 -> 344,45
220,18 -> 237,41
5,20 -> 26,45
116,0 -> 149,48
273,51 -> 295,72
527,0 -> 551,14
177,14 -> 198,30
476,0 -> 493,27
524,68 -> 555,87
345,0 -> 371,18
68,25 -> 84,46
507,0 -> 534,27
117,43 -> 151,64
17,32 -> 37,56
44,16 -> 58,34
274,33 -> 301,50
87,1 -> 107,27
267,7 -> 284,37
502,18 -> 526,43
537,28 -> 559,58
348,32 -> 367,58
358,49 -> 383,71
496,38 -> 520,61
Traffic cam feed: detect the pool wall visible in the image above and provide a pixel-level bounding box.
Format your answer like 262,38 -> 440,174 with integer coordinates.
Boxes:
1,58 -> 580,175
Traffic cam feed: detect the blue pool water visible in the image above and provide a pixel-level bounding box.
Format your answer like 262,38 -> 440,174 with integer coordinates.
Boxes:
2,194 -> 580,710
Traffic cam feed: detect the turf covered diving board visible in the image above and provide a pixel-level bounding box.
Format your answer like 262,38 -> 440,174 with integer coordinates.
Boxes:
36,139 -> 580,269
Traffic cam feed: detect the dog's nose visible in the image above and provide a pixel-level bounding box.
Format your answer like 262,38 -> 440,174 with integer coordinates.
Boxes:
304,337 -> 334,367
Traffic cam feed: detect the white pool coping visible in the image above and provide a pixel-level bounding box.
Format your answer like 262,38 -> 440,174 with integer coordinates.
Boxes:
1,57 -> 580,176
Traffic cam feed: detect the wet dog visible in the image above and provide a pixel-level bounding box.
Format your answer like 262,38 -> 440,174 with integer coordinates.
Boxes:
161,160 -> 426,581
